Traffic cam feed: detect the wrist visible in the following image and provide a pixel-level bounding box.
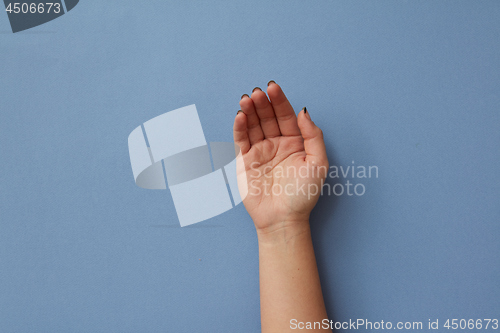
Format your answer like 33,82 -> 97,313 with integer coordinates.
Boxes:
255,217 -> 311,245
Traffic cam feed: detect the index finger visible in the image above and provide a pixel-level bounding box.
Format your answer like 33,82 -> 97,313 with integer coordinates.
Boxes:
266,82 -> 301,137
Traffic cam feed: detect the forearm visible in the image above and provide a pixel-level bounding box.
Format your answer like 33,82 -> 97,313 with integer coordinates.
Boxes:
257,220 -> 331,332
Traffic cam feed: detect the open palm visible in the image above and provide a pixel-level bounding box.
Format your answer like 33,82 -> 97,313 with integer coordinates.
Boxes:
233,82 -> 329,231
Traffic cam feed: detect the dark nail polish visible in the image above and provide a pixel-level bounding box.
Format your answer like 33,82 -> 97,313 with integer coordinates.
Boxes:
252,87 -> 261,93
241,94 -> 249,99
267,80 -> 276,86
303,107 -> 307,114
237,110 -> 243,115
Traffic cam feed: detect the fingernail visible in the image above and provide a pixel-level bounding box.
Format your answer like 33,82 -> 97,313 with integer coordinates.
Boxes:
252,87 -> 261,93
302,107 -> 311,120
267,80 -> 276,86
241,94 -> 249,99
237,110 -> 243,115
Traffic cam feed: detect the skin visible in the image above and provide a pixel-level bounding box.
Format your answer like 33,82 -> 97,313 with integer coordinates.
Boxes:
233,82 -> 332,332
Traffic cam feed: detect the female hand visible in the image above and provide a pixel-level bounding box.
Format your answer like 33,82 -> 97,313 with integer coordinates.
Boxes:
233,82 -> 329,235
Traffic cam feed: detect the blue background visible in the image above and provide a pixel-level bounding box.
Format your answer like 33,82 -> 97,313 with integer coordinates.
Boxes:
1,1 -> 499,332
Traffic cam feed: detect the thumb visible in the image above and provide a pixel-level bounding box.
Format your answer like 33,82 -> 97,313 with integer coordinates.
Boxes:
297,107 -> 328,168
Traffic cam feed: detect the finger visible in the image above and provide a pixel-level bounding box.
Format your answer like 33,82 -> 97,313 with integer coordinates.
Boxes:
233,111 -> 251,154
297,108 -> 328,167
250,88 -> 281,138
266,82 -> 301,137
240,94 -> 265,145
